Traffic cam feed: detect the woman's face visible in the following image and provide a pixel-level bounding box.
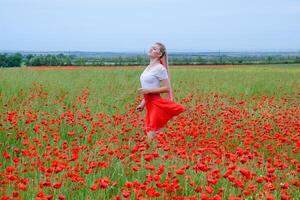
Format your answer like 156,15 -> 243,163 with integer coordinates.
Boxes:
148,44 -> 162,59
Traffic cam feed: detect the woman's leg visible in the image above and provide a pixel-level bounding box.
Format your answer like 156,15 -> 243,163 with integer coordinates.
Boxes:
147,129 -> 160,140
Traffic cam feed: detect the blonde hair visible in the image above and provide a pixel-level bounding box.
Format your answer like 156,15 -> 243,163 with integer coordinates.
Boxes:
156,42 -> 174,100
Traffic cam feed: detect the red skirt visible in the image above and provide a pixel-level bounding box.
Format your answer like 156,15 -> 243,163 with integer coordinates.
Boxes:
144,93 -> 185,131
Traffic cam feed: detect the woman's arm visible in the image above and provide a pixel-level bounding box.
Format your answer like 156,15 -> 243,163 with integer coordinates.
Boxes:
139,99 -> 145,106
136,98 -> 145,112
138,79 -> 170,94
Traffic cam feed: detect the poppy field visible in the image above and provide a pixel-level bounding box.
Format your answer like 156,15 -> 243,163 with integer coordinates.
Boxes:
0,65 -> 299,199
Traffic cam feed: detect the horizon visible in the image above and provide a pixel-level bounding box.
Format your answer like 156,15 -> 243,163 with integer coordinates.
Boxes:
1,48 -> 300,54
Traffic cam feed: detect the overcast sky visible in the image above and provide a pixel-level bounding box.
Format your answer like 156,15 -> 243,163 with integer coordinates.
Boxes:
1,0 -> 299,52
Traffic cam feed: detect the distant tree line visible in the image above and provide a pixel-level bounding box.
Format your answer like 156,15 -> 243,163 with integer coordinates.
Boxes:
1,53 -> 300,67
25,54 -> 73,66
0,53 -> 23,67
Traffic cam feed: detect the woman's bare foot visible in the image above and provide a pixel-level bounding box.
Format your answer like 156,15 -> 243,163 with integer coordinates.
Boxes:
147,130 -> 158,140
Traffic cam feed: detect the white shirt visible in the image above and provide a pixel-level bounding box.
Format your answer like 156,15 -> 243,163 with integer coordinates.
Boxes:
140,64 -> 169,89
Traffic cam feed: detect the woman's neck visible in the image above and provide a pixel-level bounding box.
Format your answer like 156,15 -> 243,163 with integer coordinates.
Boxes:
149,58 -> 160,67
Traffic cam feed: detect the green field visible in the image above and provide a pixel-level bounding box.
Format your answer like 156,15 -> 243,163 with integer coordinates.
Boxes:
0,65 -> 299,199
1,64 -> 300,112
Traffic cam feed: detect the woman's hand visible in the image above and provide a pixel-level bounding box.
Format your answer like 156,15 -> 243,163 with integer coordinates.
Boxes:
136,104 -> 145,112
138,88 -> 152,95
136,99 -> 145,112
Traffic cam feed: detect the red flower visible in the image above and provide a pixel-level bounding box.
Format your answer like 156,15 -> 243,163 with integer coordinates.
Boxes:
175,169 -> 185,175
58,195 -> 66,200
12,192 -> 19,198
266,195 -> 275,200
195,186 -> 202,193
233,179 -> 244,188
2,151 -> 11,159
90,184 -> 97,191
52,182 -> 62,189
281,182 -> 289,189
146,187 -> 160,197
17,183 -> 27,191
239,168 -> 251,179
37,191 -> 45,198
281,193 -> 291,200
229,197 -> 242,200
205,186 -> 214,194
132,165 -> 140,171
267,168 -> 276,174
256,177 -> 264,183
144,154 -> 153,162
122,190 -> 131,198
125,182 -> 133,188
67,131 -> 76,136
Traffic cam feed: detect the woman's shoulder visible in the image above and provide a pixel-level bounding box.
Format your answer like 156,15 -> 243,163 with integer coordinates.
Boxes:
148,64 -> 165,71
156,64 -> 167,71
144,64 -> 166,74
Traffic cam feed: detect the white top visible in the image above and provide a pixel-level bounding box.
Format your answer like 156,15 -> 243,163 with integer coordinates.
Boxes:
140,64 -> 169,89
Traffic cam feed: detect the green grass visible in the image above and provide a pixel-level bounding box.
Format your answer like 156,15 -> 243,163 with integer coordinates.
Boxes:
1,65 -> 299,113
0,64 -> 299,199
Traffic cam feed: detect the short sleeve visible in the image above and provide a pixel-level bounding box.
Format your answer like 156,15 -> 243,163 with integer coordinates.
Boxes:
156,67 -> 169,80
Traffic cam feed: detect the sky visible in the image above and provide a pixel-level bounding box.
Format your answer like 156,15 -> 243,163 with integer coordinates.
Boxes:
1,0 -> 300,52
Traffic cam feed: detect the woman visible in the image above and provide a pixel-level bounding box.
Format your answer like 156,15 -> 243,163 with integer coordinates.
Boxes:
136,42 -> 185,139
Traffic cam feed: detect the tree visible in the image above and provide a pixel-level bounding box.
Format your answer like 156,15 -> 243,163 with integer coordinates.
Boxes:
29,56 -> 42,66
64,57 -> 72,66
0,54 -> 8,67
267,56 -> 273,64
7,53 -> 22,67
